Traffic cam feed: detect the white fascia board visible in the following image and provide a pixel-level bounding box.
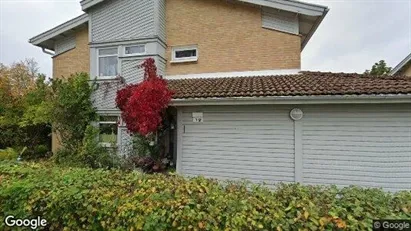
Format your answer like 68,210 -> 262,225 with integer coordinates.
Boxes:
81,0 -> 105,11
390,53 -> 411,75
29,14 -> 89,47
170,94 -> 411,106
301,7 -> 329,50
165,69 -> 301,79
239,0 -> 328,16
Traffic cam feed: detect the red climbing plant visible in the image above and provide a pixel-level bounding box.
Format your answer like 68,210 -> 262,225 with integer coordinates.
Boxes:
116,58 -> 173,136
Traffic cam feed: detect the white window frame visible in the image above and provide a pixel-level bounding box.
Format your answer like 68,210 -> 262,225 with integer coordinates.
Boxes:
171,45 -> 198,63
97,47 -> 119,80
124,44 -> 146,56
98,116 -> 119,148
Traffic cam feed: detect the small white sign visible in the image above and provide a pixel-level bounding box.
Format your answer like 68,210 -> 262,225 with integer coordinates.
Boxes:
192,112 -> 204,123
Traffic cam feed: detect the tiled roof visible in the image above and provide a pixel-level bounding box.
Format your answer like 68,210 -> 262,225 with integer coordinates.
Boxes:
167,71 -> 411,99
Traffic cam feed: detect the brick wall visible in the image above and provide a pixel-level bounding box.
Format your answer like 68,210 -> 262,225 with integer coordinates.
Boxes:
51,26 -> 89,153
53,26 -> 89,79
165,0 -> 301,75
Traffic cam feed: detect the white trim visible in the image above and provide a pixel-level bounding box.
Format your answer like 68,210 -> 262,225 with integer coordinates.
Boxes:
239,0 -> 327,16
170,95 -> 411,106
171,45 -> 198,63
176,108 -> 183,174
391,53 -> 411,75
123,44 -> 147,56
29,14 -> 88,48
96,47 -> 119,79
294,119 -> 303,183
165,69 -> 301,79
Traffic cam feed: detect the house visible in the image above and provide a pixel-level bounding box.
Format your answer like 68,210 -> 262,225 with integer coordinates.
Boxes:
391,53 -> 411,76
29,0 -> 411,191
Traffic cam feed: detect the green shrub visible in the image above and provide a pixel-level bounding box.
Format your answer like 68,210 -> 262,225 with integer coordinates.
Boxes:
0,162 -> 409,231
0,148 -> 18,160
54,125 -> 119,169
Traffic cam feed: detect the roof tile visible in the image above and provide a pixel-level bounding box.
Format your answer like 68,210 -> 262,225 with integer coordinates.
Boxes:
167,71 -> 411,99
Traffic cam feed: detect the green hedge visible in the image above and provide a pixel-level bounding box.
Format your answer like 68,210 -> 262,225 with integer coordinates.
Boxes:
0,161 -> 410,231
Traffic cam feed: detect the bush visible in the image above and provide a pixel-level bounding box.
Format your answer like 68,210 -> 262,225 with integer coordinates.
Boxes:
54,126 -> 119,169
0,148 -> 18,160
0,162 -> 409,231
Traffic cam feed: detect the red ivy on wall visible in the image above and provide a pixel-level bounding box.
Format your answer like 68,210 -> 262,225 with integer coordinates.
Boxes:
116,58 -> 173,136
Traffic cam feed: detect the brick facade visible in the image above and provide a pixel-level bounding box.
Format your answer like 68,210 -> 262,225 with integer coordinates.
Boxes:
51,26 -> 89,153
165,0 -> 301,75
52,26 -> 89,79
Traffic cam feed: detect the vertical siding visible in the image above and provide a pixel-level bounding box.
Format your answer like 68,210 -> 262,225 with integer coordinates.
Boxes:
301,104 -> 411,192
89,0 -> 155,43
54,34 -> 76,55
180,106 -> 295,186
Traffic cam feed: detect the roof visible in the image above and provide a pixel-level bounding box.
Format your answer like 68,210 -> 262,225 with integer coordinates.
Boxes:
167,71 -> 411,99
29,14 -> 88,51
391,53 -> 411,75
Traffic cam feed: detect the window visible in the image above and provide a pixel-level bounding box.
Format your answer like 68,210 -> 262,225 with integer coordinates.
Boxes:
99,116 -> 118,146
125,45 -> 146,55
171,45 -> 198,63
98,48 -> 118,78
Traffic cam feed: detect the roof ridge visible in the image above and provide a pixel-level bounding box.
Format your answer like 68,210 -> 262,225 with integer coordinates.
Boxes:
301,71 -> 411,81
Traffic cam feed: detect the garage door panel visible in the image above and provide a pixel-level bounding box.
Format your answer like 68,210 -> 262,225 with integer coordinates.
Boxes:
181,107 -> 295,185
302,105 -> 411,191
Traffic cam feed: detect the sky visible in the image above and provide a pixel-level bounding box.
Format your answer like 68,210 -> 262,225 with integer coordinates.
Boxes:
0,0 -> 410,77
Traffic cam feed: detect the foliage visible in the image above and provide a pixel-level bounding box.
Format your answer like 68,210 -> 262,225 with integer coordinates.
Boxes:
0,162 -> 409,231
49,72 -> 97,152
0,59 -> 51,157
116,58 -> 173,136
54,125 -> 119,169
0,148 -> 18,160
364,60 -> 392,76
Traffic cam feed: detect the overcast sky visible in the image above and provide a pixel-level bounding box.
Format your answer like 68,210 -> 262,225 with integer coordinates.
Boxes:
0,0 -> 410,77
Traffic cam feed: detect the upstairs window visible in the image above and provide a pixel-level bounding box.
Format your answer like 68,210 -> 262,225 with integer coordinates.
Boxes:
99,116 -> 118,146
125,45 -> 146,55
98,48 -> 118,78
171,45 -> 198,63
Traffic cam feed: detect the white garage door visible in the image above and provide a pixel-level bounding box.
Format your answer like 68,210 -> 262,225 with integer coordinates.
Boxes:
180,105 -> 295,186
302,105 -> 411,192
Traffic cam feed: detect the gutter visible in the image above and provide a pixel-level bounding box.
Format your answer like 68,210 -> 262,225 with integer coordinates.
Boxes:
42,48 -> 55,56
170,94 -> 411,106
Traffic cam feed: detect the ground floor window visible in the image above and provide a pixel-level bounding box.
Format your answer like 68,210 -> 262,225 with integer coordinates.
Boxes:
99,116 -> 118,146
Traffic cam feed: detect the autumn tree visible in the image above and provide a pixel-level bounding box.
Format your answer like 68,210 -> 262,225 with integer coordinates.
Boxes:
116,58 -> 173,172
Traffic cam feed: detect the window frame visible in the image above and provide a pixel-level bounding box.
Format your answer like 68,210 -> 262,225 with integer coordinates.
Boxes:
123,44 -> 146,56
171,45 -> 199,63
98,116 -> 119,147
97,47 -> 119,80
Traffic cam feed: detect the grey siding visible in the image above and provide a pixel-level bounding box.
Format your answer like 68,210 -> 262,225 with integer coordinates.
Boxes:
180,106 -> 296,186
301,104 -> 411,192
178,104 -> 411,192
155,0 -> 166,43
54,34 -> 76,55
262,7 -> 299,35
119,127 -> 133,156
121,58 -> 145,83
92,82 -> 119,109
89,0 -> 155,43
